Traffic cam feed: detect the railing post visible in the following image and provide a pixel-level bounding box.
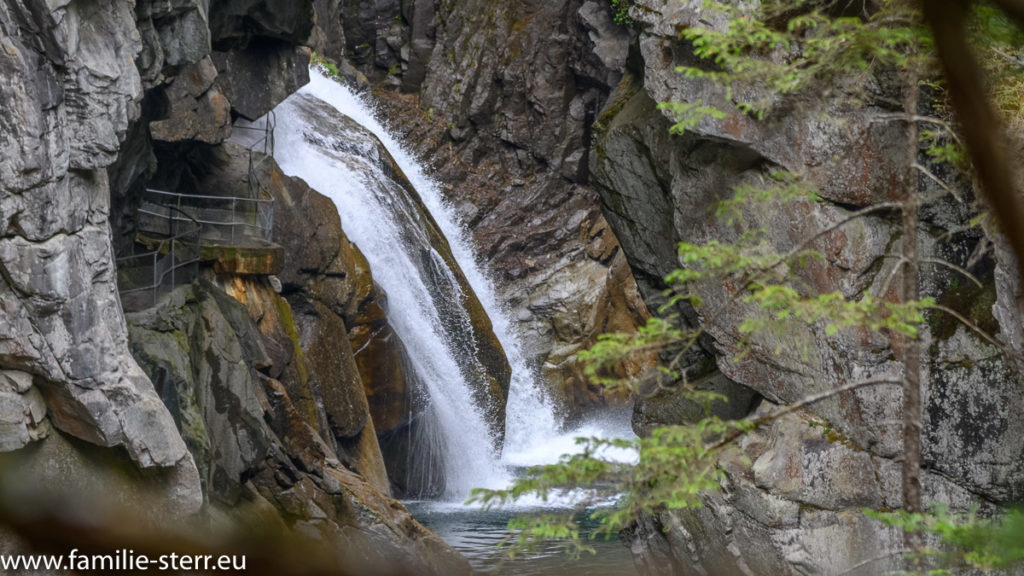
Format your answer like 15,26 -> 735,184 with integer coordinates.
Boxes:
231,197 -> 236,244
268,201 -> 275,242
195,226 -> 201,282
151,252 -> 158,309
170,236 -> 176,293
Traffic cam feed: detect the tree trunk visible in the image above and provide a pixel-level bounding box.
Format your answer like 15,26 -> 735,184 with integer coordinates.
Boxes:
901,65 -> 924,558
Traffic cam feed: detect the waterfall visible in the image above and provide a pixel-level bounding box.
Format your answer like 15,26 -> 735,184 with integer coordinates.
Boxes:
266,69 -> 563,500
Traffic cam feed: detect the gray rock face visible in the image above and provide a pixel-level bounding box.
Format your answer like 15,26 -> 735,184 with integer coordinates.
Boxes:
311,0 -> 346,63
0,370 -> 48,451
127,282 -> 469,575
150,56 -> 233,143
136,0 -> 212,87
578,1 -> 630,76
585,1 -> 1024,573
212,40 -> 310,120
208,0 -> 315,48
316,0 -> 436,89
355,0 -> 652,419
0,0 -> 199,509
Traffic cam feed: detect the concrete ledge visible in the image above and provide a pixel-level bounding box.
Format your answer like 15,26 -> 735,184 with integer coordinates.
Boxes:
201,243 -> 284,275
134,234 -> 283,276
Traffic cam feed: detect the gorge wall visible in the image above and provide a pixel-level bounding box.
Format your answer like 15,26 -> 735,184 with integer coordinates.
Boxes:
3,0 -> 1023,574
315,0 -> 655,422
0,1 -> 479,573
320,0 -> 1024,573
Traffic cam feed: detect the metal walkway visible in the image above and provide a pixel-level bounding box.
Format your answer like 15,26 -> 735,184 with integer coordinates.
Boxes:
116,207 -> 202,312
115,114 -> 278,310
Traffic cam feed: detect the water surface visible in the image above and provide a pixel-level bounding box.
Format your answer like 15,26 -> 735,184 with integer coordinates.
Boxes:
407,501 -> 638,576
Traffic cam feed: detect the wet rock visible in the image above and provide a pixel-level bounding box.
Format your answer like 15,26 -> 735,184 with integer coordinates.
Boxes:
193,141 -> 395,494
126,284 -> 468,574
288,93 -> 512,445
342,241 -> 431,497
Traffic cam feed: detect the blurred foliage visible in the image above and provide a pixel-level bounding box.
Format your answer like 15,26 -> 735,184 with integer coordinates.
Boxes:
867,507 -> 1024,573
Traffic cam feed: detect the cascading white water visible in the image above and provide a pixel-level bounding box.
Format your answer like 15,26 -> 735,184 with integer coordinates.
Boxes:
257,68 -> 633,502
286,71 -> 562,458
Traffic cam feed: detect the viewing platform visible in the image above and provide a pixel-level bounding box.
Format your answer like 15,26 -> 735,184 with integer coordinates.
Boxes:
116,114 -> 282,311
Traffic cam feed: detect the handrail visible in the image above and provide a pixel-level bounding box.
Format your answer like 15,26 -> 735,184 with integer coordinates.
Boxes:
232,111 -> 276,201
143,188 -> 274,205
116,206 -> 202,311
140,188 -> 273,244
115,110 -> 278,312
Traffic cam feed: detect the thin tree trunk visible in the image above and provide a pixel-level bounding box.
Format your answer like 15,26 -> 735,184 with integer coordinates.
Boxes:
922,0 -> 1024,280
901,65 -> 924,558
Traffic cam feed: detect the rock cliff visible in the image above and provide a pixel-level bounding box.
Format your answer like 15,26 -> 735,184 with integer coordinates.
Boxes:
322,0 -> 1024,573
0,0 -> 472,572
590,2 -> 1024,573
0,0 -> 201,515
315,0 -> 654,421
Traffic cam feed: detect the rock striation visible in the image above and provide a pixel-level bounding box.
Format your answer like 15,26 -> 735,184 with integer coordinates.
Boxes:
0,1 -> 473,572
318,0 -> 653,420
326,0 -> 1024,573
0,0 -> 201,514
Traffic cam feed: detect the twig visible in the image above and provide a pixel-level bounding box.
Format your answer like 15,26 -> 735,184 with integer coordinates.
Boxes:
919,257 -> 983,288
927,303 -> 1006,351
748,202 -> 903,276
706,377 -> 903,452
913,162 -> 962,203
834,550 -> 905,576
877,255 -> 908,299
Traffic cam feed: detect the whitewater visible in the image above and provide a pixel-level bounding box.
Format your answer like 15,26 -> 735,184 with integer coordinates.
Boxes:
242,68 -> 634,503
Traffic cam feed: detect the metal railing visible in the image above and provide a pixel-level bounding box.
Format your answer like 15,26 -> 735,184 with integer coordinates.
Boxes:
139,188 -> 274,245
232,110 -> 276,200
116,207 -> 201,312
115,114 -> 278,311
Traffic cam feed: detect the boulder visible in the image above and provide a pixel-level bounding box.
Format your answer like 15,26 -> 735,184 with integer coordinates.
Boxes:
212,40 -> 311,121
150,56 -> 233,144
